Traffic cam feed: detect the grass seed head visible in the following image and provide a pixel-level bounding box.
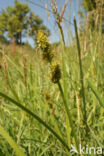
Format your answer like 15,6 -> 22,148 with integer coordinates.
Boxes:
37,31 -> 54,62
50,61 -> 61,83
37,31 -> 49,50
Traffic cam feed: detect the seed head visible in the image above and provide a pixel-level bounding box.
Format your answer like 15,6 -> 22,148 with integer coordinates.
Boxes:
37,31 -> 54,62
37,31 -> 49,50
50,61 -> 61,83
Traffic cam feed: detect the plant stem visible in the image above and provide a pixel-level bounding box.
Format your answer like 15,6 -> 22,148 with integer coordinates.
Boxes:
58,81 -> 78,150
73,18 -> 87,137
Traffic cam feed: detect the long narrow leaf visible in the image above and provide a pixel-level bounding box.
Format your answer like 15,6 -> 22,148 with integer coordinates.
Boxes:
0,92 -> 69,151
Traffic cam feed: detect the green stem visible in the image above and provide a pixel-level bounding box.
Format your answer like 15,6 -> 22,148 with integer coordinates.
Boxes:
58,81 -> 69,116
58,81 -> 78,150
73,18 -> 87,136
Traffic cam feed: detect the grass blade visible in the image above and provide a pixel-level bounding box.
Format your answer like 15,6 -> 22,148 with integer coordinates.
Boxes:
88,80 -> 104,107
0,125 -> 26,156
0,92 -> 70,151
73,17 -> 87,123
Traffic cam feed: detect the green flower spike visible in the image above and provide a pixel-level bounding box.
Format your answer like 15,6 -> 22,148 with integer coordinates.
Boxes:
37,31 -> 54,63
50,61 -> 61,83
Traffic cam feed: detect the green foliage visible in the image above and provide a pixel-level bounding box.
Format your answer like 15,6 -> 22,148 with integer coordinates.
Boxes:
0,0 -> 30,44
0,35 -> 9,44
82,0 -> 96,11
0,26 -> 104,155
0,0 -> 49,45
28,12 -> 50,39
0,125 -> 26,156
0,10 -> 8,35
0,1 -> 104,155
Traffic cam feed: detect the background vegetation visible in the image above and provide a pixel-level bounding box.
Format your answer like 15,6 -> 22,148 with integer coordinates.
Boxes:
0,0 -> 104,155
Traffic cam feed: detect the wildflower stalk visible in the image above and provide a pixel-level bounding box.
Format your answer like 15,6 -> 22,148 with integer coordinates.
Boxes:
36,31 -> 78,149
73,18 -> 88,137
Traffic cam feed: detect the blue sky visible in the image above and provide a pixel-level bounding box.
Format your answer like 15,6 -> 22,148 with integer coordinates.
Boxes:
0,0 -> 82,46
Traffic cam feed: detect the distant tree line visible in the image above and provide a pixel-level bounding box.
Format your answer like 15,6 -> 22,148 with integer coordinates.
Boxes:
0,0 -> 50,44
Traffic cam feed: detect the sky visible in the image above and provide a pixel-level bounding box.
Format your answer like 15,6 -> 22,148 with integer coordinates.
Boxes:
0,0 -> 82,47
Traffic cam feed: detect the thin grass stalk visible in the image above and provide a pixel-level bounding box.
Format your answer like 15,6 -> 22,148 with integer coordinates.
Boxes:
23,56 -> 27,87
57,81 -> 67,108
59,34 -> 79,149
58,81 -> 72,123
58,23 -> 65,46
75,91 -> 81,146
57,81 -> 71,147
0,92 -> 70,151
73,18 -> 87,137
58,81 -> 78,150
51,0 -> 66,46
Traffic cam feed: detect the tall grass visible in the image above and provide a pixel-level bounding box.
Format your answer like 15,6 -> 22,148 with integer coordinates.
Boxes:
0,11 -> 104,156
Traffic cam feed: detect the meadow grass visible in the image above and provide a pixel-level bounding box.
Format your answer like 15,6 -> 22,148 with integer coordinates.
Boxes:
0,20 -> 104,156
